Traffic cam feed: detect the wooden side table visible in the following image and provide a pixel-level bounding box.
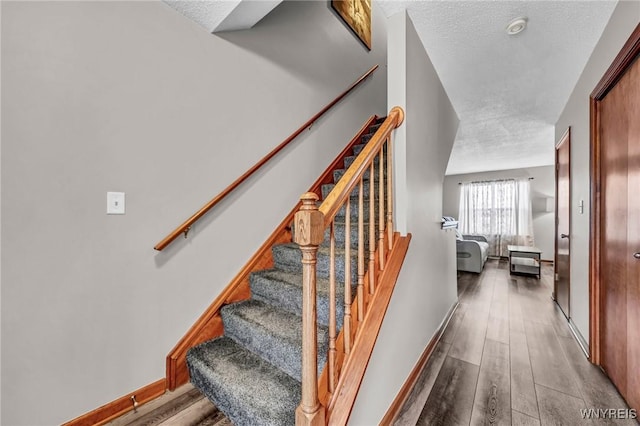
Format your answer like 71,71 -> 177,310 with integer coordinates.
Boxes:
507,245 -> 542,278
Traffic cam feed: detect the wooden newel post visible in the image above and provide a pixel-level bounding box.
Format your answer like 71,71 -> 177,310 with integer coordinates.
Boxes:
294,192 -> 326,426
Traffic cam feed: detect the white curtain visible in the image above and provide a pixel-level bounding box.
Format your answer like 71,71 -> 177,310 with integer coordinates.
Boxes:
458,179 -> 534,257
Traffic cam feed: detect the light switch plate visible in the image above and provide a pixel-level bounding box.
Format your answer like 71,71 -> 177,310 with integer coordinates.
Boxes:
107,192 -> 125,214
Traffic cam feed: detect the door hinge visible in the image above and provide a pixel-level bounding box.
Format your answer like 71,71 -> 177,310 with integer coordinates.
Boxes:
555,273 -> 559,281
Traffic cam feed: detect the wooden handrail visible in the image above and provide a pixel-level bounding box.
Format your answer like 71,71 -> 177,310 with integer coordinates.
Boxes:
318,106 -> 404,224
153,64 -> 379,251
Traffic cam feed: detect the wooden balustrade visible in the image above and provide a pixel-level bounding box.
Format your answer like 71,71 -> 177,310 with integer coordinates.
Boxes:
294,107 -> 404,426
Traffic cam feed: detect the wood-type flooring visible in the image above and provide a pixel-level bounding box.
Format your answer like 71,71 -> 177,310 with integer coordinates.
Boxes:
106,384 -> 229,426
395,259 -> 637,426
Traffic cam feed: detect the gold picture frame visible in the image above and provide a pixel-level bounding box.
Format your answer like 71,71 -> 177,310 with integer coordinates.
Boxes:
331,0 -> 372,50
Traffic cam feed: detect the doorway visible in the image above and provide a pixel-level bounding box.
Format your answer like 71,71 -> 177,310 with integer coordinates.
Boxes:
554,129 -> 570,319
590,25 -> 640,411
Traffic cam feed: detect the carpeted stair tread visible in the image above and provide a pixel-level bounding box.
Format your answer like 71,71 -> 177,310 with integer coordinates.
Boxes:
352,143 -> 367,155
319,189 -> 388,211
321,218 -> 378,249
321,180 -> 380,200
187,336 -> 300,426
361,132 -> 381,144
291,216 -> 377,249
272,242 -> 358,283
353,127 -> 388,149
221,299 -> 328,381
334,198 -> 375,220
250,269 -> 350,329
361,133 -> 374,144
333,167 -> 386,183
344,154 -> 381,170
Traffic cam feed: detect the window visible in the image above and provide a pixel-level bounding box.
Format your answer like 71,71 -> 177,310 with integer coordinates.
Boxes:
458,179 -> 534,256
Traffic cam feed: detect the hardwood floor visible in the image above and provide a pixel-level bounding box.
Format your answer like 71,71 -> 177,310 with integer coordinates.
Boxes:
395,259 -> 638,426
106,383 -> 230,426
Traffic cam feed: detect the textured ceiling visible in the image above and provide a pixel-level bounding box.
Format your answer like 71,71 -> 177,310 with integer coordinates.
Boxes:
163,0 -> 617,175
378,0 -> 617,175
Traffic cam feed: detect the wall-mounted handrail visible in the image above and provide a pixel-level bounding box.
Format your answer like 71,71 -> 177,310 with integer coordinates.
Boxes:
153,64 -> 379,251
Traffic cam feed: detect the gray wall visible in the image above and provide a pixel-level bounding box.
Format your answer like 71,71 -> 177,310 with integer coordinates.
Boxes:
0,1 -> 387,424
555,1 -> 640,345
443,166 -> 556,261
350,11 -> 459,424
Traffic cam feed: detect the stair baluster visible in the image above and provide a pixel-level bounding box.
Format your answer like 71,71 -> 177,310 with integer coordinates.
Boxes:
378,147 -> 386,270
357,179 -> 365,321
293,193 -> 326,426
387,136 -> 394,250
368,162 -> 376,295
343,198 -> 352,356
328,221 -> 337,395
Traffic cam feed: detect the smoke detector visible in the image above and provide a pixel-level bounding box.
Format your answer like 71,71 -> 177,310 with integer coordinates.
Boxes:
506,17 -> 528,35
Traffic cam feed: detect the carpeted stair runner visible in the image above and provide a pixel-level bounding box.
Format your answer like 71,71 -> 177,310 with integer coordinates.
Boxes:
186,117 -> 386,426
220,299 -> 329,382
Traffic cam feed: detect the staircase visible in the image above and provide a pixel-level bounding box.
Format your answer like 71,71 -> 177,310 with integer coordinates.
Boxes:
186,118 -> 386,426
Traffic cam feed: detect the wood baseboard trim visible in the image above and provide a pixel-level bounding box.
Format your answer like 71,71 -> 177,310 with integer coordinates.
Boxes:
62,379 -> 166,426
380,299 -> 460,425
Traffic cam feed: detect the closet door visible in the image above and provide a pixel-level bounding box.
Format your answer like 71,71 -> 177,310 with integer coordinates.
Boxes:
599,50 -> 640,411
625,57 -> 639,410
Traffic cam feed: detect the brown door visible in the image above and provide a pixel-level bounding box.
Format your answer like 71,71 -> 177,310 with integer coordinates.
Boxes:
592,29 -> 640,411
627,65 -> 640,411
554,129 -> 570,318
